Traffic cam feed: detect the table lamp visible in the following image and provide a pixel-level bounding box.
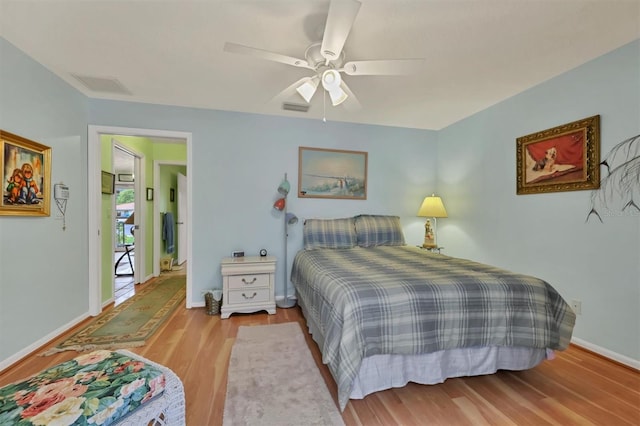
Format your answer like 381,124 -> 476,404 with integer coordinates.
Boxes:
417,194 -> 447,248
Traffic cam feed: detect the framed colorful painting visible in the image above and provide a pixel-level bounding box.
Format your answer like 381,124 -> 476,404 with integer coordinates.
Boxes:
298,147 -> 367,200
1,130 -> 51,216
516,115 -> 600,195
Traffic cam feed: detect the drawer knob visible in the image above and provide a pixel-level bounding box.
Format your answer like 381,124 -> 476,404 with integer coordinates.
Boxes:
242,292 -> 258,300
241,277 -> 257,285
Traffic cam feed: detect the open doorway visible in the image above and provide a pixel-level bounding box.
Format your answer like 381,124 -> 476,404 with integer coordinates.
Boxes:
88,125 -> 193,317
113,145 -> 137,304
155,162 -> 187,277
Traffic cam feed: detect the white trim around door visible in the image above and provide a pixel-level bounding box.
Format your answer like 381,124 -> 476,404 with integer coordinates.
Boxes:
88,125 -> 193,316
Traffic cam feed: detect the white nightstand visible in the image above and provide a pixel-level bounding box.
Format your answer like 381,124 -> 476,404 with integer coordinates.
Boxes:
220,256 -> 276,319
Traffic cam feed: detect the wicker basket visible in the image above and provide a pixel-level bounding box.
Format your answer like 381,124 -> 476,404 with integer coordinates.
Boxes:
204,292 -> 221,315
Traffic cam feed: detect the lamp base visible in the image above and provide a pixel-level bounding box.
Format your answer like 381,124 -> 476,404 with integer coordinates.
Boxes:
276,297 -> 297,309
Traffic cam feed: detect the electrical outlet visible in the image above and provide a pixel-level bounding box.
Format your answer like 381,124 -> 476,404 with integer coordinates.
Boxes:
571,299 -> 582,315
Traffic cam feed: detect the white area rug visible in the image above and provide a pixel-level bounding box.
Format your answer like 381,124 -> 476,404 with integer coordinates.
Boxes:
223,322 -> 345,426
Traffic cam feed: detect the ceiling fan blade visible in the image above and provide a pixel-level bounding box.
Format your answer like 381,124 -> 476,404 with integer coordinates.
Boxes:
320,0 -> 361,62
223,42 -> 314,70
339,81 -> 361,111
270,77 -> 316,104
341,59 -> 425,76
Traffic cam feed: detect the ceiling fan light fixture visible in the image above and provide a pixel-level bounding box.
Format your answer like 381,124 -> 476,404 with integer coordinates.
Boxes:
321,69 -> 348,106
321,69 -> 341,90
328,87 -> 348,106
296,77 -> 319,103
223,0 -> 425,112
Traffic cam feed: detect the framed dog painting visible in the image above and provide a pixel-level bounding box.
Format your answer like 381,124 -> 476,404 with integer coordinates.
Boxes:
1,130 -> 51,216
516,115 -> 600,195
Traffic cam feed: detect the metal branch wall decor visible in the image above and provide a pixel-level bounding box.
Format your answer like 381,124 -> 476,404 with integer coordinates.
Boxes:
586,134 -> 640,222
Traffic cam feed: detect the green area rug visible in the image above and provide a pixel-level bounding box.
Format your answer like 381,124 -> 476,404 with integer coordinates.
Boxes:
43,275 -> 185,355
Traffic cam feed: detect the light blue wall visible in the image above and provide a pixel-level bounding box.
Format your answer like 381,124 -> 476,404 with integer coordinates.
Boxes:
437,40 -> 640,360
87,101 -> 437,303
0,38 -> 89,362
3,31 -> 638,368
0,36 -> 436,365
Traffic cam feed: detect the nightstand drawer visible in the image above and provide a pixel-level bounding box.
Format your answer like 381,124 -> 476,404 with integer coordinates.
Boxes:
227,288 -> 271,304
228,274 -> 270,289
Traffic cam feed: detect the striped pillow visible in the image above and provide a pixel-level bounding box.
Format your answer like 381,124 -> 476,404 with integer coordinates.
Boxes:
303,218 -> 357,250
355,214 -> 406,247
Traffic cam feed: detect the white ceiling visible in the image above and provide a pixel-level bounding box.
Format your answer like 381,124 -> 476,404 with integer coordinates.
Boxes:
1,0 -> 639,130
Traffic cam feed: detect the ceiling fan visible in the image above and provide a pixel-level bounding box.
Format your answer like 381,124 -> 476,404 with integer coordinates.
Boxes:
223,0 -> 424,111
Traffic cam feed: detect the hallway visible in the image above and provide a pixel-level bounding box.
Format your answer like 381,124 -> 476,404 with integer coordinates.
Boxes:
114,251 -> 135,305
114,254 -> 185,306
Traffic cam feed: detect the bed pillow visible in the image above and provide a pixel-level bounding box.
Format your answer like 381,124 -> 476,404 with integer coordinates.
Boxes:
354,214 -> 406,247
303,217 -> 357,250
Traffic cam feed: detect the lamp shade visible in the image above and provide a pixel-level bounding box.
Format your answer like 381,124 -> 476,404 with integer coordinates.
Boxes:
296,76 -> 319,103
277,180 -> 290,196
417,194 -> 448,218
322,70 -> 348,106
277,173 -> 291,196
285,212 -> 298,225
273,198 -> 286,211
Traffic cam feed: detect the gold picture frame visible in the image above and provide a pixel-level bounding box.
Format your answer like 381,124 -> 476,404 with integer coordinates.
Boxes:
516,115 -> 600,195
1,130 -> 51,216
298,146 -> 367,200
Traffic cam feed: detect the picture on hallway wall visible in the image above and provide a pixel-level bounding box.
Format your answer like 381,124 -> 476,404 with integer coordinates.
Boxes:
516,115 -> 600,195
1,130 -> 51,216
101,171 -> 115,194
298,147 -> 367,200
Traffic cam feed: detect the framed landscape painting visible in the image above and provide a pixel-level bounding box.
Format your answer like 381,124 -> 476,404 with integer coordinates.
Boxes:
1,130 -> 51,216
298,147 -> 367,200
516,115 -> 600,195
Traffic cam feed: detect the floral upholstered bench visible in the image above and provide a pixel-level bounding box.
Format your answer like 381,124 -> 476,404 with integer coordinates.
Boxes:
0,350 -> 185,425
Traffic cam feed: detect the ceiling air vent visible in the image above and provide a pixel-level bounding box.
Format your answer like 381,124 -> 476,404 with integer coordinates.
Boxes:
71,74 -> 132,95
282,102 -> 309,113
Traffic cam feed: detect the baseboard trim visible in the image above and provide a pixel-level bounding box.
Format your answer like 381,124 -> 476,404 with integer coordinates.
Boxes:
571,337 -> 639,370
0,312 -> 90,372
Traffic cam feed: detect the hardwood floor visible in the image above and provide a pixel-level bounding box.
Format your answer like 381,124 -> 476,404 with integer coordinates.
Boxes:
1,305 -> 638,425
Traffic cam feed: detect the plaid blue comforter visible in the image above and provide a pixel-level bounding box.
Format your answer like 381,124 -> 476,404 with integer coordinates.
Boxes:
291,246 -> 576,410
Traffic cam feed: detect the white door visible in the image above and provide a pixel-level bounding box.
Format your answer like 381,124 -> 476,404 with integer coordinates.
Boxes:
177,173 -> 187,265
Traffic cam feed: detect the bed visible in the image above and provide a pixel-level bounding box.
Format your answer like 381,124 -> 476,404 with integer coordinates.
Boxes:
291,215 -> 576,411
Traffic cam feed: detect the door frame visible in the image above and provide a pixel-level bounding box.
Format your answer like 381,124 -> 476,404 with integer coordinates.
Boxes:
88,125 -> 193,316
112,141 -> 143,285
